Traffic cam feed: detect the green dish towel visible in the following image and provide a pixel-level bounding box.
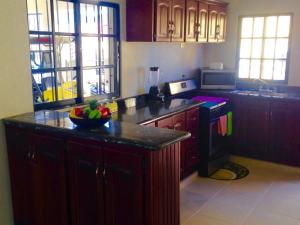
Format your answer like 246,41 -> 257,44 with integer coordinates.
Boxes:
227,111 -> 233,136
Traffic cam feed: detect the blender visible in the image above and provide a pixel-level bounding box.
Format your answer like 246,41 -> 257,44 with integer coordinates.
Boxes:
148,67 -> 164,102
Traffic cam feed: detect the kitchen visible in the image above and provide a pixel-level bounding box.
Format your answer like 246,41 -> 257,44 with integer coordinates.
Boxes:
1,0 -> 300,225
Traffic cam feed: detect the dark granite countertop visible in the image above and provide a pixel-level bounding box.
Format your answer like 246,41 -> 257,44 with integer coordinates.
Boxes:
4,109 -> 191,152
114,98 -> 204,125
196,89 -> 300,103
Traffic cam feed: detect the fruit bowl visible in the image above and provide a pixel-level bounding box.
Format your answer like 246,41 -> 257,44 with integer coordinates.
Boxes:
69,100 -> 112,127
69,114 -> 111,127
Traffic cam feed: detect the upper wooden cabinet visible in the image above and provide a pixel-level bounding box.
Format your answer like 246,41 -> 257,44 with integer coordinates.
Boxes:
156,0 -> 172,41
185,0 -> 209,43
171,0 -> 186,42
208,3 -> 227,43
185,0 -> 198,42
154,0 -> 186,42
126,0 -> 227,43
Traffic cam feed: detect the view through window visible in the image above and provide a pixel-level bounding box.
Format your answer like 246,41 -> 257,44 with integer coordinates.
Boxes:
26,0 -> 120,109
238,15 -> 291,81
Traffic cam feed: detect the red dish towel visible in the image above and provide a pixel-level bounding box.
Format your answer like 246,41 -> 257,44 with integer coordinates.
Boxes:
218,115 -> 228,136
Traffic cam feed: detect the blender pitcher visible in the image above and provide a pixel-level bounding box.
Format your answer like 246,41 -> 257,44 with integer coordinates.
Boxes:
149,67 -> 160,96
148,67 -> 164,102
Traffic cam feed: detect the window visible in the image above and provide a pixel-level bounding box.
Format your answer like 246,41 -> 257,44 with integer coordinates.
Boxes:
26,0 -> 120,110
238,15 -> 292,82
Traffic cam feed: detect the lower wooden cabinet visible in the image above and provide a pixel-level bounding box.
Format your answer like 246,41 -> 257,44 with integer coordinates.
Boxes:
6,127 -> 68,225
68,141 -> 144,225
231,96 -> 300,166
231,96 -> 269,160
6,126 -> 181,225
156,107 -> 200,179
269,101 -> 300,166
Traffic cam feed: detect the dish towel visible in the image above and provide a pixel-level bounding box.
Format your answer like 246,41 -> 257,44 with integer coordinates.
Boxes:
227,111 -> 233,136
218,115 -> 228,136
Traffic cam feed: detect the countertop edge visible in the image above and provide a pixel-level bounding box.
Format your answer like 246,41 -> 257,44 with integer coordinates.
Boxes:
3,118 -> 191,151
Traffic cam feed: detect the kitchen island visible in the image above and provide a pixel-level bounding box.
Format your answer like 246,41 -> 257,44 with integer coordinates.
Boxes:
3,99 -> 202,225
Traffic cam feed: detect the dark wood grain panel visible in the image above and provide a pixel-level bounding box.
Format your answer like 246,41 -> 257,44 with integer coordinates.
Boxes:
126,0 -> 154,42
145,142 -> 181,225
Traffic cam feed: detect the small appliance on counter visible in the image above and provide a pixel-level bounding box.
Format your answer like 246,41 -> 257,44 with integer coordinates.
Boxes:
148,67 -> 165,102
200,68 -> 236,90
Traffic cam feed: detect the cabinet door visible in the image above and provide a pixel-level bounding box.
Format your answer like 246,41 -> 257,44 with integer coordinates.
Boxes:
7,130 -> 43,225
269,102 -> 300,166
231,96 -> 247,155
172,112 -> 186,176
184,108 -> 200,175
35,135 -> 68,225
216,7 -> 227,42
244,101 -> 269,159
156,0 -> 172,41
234,97 -> 270,160
197,1 -> 209,42
185,108 -> 200,145
171,0 -> 185,42
68,142 -> 104,225
104,147 -> 144,225
208,5 -> 218,42
185,0 -> 198,42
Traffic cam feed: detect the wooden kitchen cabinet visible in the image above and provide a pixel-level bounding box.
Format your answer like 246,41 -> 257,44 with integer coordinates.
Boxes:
185,0 -> 198,42
156,0 -> 172,41
156,107 -> 200,179
208,3 -> 227,43
186,0 -> 209,43
127,0 -> 185,42
5,124 -> 182,225
269,101 -> 300,166
171,0 -> 186,42
127,0 -> 226,43
198,1 -> 209,42
231,96 -> 270,160
6,127 -> 68,225
68,142 -> 104,225
68,141 -> 144,225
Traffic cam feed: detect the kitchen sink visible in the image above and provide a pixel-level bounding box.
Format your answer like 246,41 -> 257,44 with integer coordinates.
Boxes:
231,90 -> 289,98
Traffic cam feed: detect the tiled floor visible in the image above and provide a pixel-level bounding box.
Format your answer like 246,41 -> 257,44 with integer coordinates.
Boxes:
180,156 -> 300,225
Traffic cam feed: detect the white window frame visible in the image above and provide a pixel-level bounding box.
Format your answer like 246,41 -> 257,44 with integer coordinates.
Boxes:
237,14 -> 293,83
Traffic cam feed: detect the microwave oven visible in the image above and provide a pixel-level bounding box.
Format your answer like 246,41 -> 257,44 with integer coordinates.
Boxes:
200,69 -> 236,90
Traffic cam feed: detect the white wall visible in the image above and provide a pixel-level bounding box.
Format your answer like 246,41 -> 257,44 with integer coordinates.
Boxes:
203,0 -> 300,86
0,0 -> 34,224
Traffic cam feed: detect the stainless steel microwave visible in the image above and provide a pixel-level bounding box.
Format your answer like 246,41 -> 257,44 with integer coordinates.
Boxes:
200,69 -> 236,90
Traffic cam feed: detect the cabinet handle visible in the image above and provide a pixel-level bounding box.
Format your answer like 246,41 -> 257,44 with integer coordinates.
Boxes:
31,152 -> 36,160
27,152 -> 31,160
216,25 -> 220,36
190,117 -> 197,121
102,169 -> 106,178
174,123 -> 182,129
96,167 -> 100,177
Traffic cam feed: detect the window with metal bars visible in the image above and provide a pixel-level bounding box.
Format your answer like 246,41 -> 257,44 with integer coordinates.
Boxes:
237,15 -> 292,82
26,0 -> 120,110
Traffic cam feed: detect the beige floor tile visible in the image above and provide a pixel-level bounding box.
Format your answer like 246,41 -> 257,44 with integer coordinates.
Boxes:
184,213 -> 234,225
242,209 -> 300,225
180,156 -> 300,225
257,193 -> 300,220
196,189 -> 259,225
180,189 -> 208,224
